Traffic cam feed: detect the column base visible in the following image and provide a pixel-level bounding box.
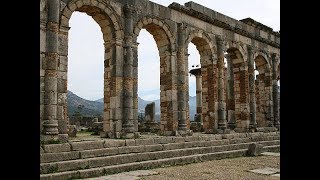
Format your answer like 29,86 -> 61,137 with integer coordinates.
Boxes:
121,132 -> 140,139
176,130 -> 193,137
58,134 -> 69,143
160,130 -> 193,136
227,122 -> 236,130
40,134 -> 59,144
100,131 -> 121,139
216,128 -> 231,134
248,127 -> 257,133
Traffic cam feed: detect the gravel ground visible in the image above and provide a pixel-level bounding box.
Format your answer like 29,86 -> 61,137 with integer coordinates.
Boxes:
140,155 -> 280,180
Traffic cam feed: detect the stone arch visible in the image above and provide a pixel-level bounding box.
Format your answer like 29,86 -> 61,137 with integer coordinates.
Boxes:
185,30 -> 216,131
253,52 -> 272,127
132,17 -> 176,131
185,30 -> 215,65
225,41 -> 248,62
133,17 -> 175,51
60,0 -> 123,42
58,0 -> 125,134
253,51 -> 271,74
225,44 -> 249,130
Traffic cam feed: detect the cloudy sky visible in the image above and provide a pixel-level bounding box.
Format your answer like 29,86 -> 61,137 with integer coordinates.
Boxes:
67,0 -> 280,101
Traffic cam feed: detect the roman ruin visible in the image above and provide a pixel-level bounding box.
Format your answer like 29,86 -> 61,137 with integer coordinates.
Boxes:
40,0 -> 280,140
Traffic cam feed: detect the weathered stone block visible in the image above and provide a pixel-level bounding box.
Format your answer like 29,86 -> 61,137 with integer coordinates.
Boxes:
70,141 -> 104,151
173,137 -> 185,143
215,134 -> 222,140
144,144 -> 163,152
163,143 -> 184,150
43,143 -> 71,153
125,139 -> 136,146
80,148 -> 119,159
104,139 -> 125,147
135,138 -> 154,146
154,137 -> 173,144
184,136 -> 199,142
67,125 -> 77,137
40,151 -> 80,163
247,143 -> 263,156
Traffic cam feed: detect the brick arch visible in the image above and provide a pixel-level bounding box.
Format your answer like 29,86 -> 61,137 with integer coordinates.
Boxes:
185,30 -> 215,66
133,17 -> 175,52
132,17 -> 176,131
253,51 -> 271,74
58,0 -> 125,134
253,52 -> 272,127
60,0 -> 123,42
185,30 -> 216,131
225,46 -> 249,128
225,41 -> 248,62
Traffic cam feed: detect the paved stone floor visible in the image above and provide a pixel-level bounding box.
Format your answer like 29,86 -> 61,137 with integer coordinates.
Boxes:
81,153 -> 280,180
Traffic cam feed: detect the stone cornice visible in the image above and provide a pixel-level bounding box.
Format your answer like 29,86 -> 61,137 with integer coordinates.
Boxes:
168,3 -> 280,48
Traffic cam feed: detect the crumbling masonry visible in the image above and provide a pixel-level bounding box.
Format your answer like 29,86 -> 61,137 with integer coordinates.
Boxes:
40,0 -> 280,141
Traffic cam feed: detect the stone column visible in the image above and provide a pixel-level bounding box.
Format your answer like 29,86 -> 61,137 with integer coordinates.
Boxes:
216,36 -> 227,131
177,23 -> 187,131
247,46 -> 257,131
226,54 -> 236,130
122,4 -> 135,138
41,0 -> 60,142
195,73 -> 203,125
272,53 -> 280,129
57,26 -> 70,142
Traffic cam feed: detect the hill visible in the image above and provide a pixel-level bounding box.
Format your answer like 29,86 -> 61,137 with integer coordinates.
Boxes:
68,91 -> 197,121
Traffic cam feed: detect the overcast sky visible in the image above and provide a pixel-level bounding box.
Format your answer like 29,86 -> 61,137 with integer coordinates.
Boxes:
67,0 -> 280,101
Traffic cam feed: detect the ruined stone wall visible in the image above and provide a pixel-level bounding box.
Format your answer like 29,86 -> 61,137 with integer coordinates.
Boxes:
40,0 -> 280,140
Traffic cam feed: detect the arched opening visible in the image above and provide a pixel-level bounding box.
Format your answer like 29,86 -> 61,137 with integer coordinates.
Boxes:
59,2 -> 120,137
137,29 -> 160,132
185,33 -> 215,132
133,18 -> 174,132
254,55 -> 272,127
187,42 -> 201,131
225,48 -> 247,130
67,12 -> 104,132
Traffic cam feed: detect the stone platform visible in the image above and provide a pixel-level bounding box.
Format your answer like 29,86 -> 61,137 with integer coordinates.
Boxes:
40,131 -> 279,180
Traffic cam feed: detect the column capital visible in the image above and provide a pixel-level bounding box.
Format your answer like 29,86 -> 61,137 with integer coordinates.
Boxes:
216,35 -> 224,45
123,4 -> 136,18
104,39 -> 124,47
247,45 -> 254,53
177,22 -> 187,32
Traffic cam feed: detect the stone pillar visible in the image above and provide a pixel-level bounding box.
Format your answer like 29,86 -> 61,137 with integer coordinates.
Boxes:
41,0 -> 60,142
57,26 -> 70,142
272,53 -> 280,129
122,4 -> 135,138
177,23 -> 187,132
195,73 -> 203,125
216,36 -> 227,131
247,46 -> 257,131
225,54 -> 236,130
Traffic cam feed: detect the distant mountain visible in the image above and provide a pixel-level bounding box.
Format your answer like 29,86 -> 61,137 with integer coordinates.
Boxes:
67,91 -> 197,121
67,91 -> 103,117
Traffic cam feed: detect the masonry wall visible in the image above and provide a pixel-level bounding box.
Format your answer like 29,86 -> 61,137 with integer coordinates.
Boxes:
40,0 -> 280,140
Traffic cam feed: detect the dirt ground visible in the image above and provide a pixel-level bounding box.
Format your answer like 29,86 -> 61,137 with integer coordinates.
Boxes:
141,155 -> 280,180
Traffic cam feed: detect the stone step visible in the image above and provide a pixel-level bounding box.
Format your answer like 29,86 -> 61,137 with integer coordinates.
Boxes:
40,140 -> 279,174
40,145 -> 279,180
41,135 -> 279,163
40,132 -> 280,153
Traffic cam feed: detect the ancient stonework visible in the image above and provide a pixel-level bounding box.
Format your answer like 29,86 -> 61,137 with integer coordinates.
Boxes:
40,0 -> 280,141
